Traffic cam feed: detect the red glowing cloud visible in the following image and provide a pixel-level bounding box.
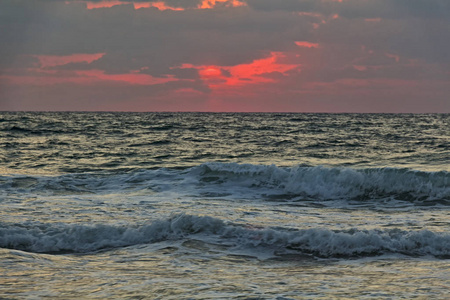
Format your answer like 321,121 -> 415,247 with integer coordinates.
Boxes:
228,53 -> 299,80
179,52 -> 300,90
82,0 -> 245,10
199,67 -> 223,78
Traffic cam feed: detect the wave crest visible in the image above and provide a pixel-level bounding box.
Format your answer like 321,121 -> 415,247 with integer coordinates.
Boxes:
193,163 -> 450,202
1,214 -> 449,258
2,163 -> 449,204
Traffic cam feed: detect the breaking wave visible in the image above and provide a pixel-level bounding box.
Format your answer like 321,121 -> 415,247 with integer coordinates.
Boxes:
1,163 -> 449,204
193,163 -> 450,203
1,214 -> 449,258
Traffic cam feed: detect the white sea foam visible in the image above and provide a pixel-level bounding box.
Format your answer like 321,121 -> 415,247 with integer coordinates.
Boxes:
1,163 -> 449,204
193,163 -> 450,202
1,214 -> 449,257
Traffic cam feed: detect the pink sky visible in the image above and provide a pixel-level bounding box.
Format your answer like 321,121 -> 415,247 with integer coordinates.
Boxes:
1,0 -> 449,112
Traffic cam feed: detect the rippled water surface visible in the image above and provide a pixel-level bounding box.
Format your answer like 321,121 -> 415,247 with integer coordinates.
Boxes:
1,112 -> 449,299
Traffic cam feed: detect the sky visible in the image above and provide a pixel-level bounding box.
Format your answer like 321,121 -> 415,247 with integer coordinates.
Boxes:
1,0 -> 450,112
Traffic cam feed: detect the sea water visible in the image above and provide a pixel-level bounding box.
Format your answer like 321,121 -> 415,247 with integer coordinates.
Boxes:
0,112 -> 449,299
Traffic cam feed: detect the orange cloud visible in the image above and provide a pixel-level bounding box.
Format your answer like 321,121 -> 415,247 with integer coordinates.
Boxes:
84,1 -> 183,10
34,53 -> 105,68
86,1 -> 123,9
198,0 -> 246,9
135,2 -> 184,10
295,41 -> 320,49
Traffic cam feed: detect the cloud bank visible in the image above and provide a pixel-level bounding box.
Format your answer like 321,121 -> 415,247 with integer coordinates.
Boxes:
1,0 -> 449,112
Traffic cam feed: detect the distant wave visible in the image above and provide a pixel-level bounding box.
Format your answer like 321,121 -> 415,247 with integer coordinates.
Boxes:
2,163 -> 449,205
1,214 -> 449,258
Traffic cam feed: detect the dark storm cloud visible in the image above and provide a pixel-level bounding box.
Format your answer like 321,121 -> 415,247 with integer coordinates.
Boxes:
246,0 -> 450,19
339,0 -> 450,19
314,16 -> 450,64
164,0 -> 201,7
0,0 -> 312,77
155,68 -> 200,80
245,0 -> 317,12
3,0 -> 449,70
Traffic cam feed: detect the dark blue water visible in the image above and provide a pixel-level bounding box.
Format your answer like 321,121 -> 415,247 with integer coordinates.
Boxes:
1,112 -> 449,299
1,112 -> 449,173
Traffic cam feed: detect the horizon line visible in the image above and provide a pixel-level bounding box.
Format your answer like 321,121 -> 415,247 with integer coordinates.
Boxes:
0,110 -> 448,114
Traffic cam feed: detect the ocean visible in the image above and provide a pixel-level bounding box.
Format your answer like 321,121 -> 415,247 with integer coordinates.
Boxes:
0,112 -> 449,299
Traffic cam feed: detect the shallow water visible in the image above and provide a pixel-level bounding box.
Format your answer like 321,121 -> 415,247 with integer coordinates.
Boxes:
1,112 -> 449,298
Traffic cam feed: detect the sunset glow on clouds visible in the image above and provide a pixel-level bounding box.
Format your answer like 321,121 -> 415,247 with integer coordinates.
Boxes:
83,0 -> 244,10
1,0 -> 450,112
179,52 -> 301,90
85,1 -> 185,10
295,42 -> 319,49
198,0 -> 246,9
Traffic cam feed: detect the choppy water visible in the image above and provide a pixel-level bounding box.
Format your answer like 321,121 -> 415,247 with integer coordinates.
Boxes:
1,112 -> 449,299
